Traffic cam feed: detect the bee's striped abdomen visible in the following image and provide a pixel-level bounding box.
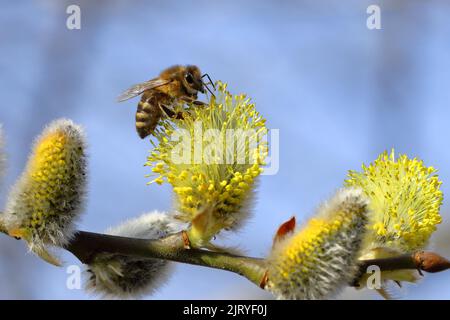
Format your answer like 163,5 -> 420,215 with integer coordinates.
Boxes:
135,93 -> 163,139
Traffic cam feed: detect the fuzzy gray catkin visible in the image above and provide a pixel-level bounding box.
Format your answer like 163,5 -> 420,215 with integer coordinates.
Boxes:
85,211 -> 181,299
0,125 -> 5,187
0,125 -> 6,232
267,188 -> 369,300
1,119 -> 87,266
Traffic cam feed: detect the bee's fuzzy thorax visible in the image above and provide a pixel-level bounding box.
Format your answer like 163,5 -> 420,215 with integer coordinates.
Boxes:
85,211 -> 181,299
2,119 -> 87,265
267,188 -> 369,300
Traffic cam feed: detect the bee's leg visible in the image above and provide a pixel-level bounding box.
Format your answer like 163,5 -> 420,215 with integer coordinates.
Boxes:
160,104 -> 184,120
192,100 -> 207,106
180,95 -> 206,106
175,112 -> 184,120
160,104 -> 175,117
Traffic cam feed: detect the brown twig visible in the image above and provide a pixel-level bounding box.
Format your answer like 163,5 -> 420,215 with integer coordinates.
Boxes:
357,251 -> 450,274
65,231 -> 450,289
2,224 -> 450,290
66,230 -> 268,287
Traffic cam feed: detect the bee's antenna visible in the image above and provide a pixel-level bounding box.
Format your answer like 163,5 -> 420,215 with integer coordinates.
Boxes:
201,74 -> 216,90
201,73 -> 216,98
203,83 -> 216,98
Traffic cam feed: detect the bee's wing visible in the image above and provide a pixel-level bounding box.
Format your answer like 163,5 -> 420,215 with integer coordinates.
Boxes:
116,78 -> 172,102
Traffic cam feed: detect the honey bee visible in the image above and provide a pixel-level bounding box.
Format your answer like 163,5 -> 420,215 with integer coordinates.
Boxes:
117,65 -> 214,139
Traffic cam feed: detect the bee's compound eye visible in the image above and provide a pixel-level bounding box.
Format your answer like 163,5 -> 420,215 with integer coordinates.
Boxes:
185,73 -> 194,84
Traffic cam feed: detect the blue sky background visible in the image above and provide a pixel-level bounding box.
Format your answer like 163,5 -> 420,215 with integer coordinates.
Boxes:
1,0 -> 450,299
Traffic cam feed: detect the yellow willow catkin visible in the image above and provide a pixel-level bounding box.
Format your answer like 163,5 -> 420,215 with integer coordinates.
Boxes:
268,188 -> 369,300
344,150 -> 443,295
2,119 -> 87,266
85,211 -> 180,299
345,149 -> 443,252
146,81 -> 268,246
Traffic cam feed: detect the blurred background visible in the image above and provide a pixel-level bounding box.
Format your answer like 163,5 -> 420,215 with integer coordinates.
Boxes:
1,0 -> 450,299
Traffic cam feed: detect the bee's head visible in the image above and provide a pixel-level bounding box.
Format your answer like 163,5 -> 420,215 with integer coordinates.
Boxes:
182,65 -> 205,95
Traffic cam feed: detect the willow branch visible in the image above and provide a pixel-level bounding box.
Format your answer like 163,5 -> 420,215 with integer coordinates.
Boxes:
0,221 -> 270,287
65,231 -> 450,288
66,230 -> 268,287
358,251 -> 450,274
1,222 -> 450,289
